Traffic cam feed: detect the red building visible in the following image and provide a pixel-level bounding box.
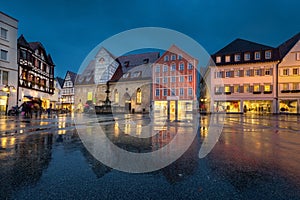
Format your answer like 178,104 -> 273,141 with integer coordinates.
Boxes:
152,45 -> 198,121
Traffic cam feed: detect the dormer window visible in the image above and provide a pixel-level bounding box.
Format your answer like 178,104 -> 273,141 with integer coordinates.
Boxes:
225,55 -> 230,62
178,54 -> 182,60
132,71 -> 141,78
124,61 -> 129,67
255,52 -> 261,60
296,52 -> 300,61
143,58 -> 149,64
234,54 -> 241,62
122,73 -> 130,78
265,50 -> 272,59
244,52 -> 250,61
216,56 -> 221,63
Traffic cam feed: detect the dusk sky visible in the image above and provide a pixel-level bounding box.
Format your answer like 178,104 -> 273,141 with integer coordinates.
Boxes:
1,0 -> 300,78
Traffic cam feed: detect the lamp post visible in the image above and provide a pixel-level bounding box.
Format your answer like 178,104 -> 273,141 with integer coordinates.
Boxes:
2,85 -> 16,115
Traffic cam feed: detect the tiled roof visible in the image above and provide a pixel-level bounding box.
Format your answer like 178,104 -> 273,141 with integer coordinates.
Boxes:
47,54 -> 54,66
55,77 -> 64,87
75,60 -> 96,85
277,32 -> 300,59
214,38 -> 274,55
17,34 -> 31,49
117,52 -> 160,70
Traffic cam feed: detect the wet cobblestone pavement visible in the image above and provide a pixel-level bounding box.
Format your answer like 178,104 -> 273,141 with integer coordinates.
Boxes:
1,114 -> 300,199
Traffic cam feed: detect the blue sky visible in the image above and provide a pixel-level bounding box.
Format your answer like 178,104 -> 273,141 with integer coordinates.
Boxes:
1,0 -> 300,78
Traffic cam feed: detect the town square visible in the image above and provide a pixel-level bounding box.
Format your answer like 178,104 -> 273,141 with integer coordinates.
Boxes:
1,1 -> 300,199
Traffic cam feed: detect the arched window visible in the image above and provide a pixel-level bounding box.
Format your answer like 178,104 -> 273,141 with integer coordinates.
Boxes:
136,88 -> 142,104
114,89 -> 119,103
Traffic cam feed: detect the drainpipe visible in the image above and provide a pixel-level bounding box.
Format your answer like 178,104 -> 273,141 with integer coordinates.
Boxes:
275,59 -> 281,114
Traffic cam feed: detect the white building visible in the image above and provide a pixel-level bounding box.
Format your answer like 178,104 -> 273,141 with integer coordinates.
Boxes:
208,39 -> 279,114
278,32 -> 300,114
0,11 -> 18,114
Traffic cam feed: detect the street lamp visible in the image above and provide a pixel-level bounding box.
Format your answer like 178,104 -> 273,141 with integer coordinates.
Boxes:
2,85 -> 16,115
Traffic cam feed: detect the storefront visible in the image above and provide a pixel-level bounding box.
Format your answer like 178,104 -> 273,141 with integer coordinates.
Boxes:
279,99 -> 298,114
154,100 -> 194,121
0,95 -> 7,113
243,100 -> 272,114
214,101 -> 241,113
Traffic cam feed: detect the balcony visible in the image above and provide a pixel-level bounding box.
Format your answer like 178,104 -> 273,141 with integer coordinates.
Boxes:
291,90 -> 300,93
263,91 -> 272,94
224,92 -> 231,95
281,90 -> 291,93
253,91 -> 262,94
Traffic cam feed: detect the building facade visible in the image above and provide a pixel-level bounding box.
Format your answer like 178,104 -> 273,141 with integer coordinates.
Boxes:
209,39 -> 279,114
17,35 -> 55,109
0,12 -> 18,114
152,45 -> 198,121
75,47 -> 160,114
277,32 -> 300,114
61,71 -> 77,111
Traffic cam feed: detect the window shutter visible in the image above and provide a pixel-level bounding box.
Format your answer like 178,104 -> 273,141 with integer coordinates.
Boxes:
250,69 -> 254,76
260,69 -> 264,76
239,85 -> 244,93
249,86 -> 254,92
231,71 -> 234,77
222,71 -> 225,78
230,86 -> 234,93
270,68 -> 273,75
260,85 -> 264,92
240,70 -> 244,77
270,85 -> 273,92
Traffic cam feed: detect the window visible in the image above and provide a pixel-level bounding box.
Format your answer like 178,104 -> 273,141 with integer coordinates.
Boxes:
293,68 -> 298,75
171,63 -> 176,71
216,71 -> 222,78
215,85 -> 223,93
156,77 -> 160,84
155,65 -> 160,73
163,88 -> 168,96
155,89 -> 160,96
225,71 -> 231,78
244,84 -> 250,93
132,71 -> 141,78
292,83 -> 299,90
163,65 -> 168,72
171,76 -> 176,82
188,75 -> 192,82
143,58 -> 149,64
171,88 -> 176,96
234,70 -> 240,77
136,88 -> 142,104
296,52 -> 300,61
254,84 -> 260,92
264,84 -> 271,92
245,69 -> 251,76
216,56 -> 221,63
255,52 -> 261,60
179,63 -> 184,70
225,55 -> 230,62
265,50 -> 272,59
255,69 -> 261,76
283,69 -> 289,76
244,53 -> 250,61
0,28 -> 7,39
0,70 -> 8,85
265,68 -> 271,75
234,85 -> 240,93
179,76 -> 184,82
224,85 -> 230,93
178,54 -> 182,60
171,54 -> 176,61
188,63 -> 193,70
188,88 -> 193,96
164,55 -> 169,61
163,77 -> 168,83
179,88 -> 184,96
234,54 -> 241,61
282,83 -> 289,90
0,49 -> 8,60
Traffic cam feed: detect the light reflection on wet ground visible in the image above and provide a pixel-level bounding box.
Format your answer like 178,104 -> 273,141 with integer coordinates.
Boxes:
0,114 -> 300,199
